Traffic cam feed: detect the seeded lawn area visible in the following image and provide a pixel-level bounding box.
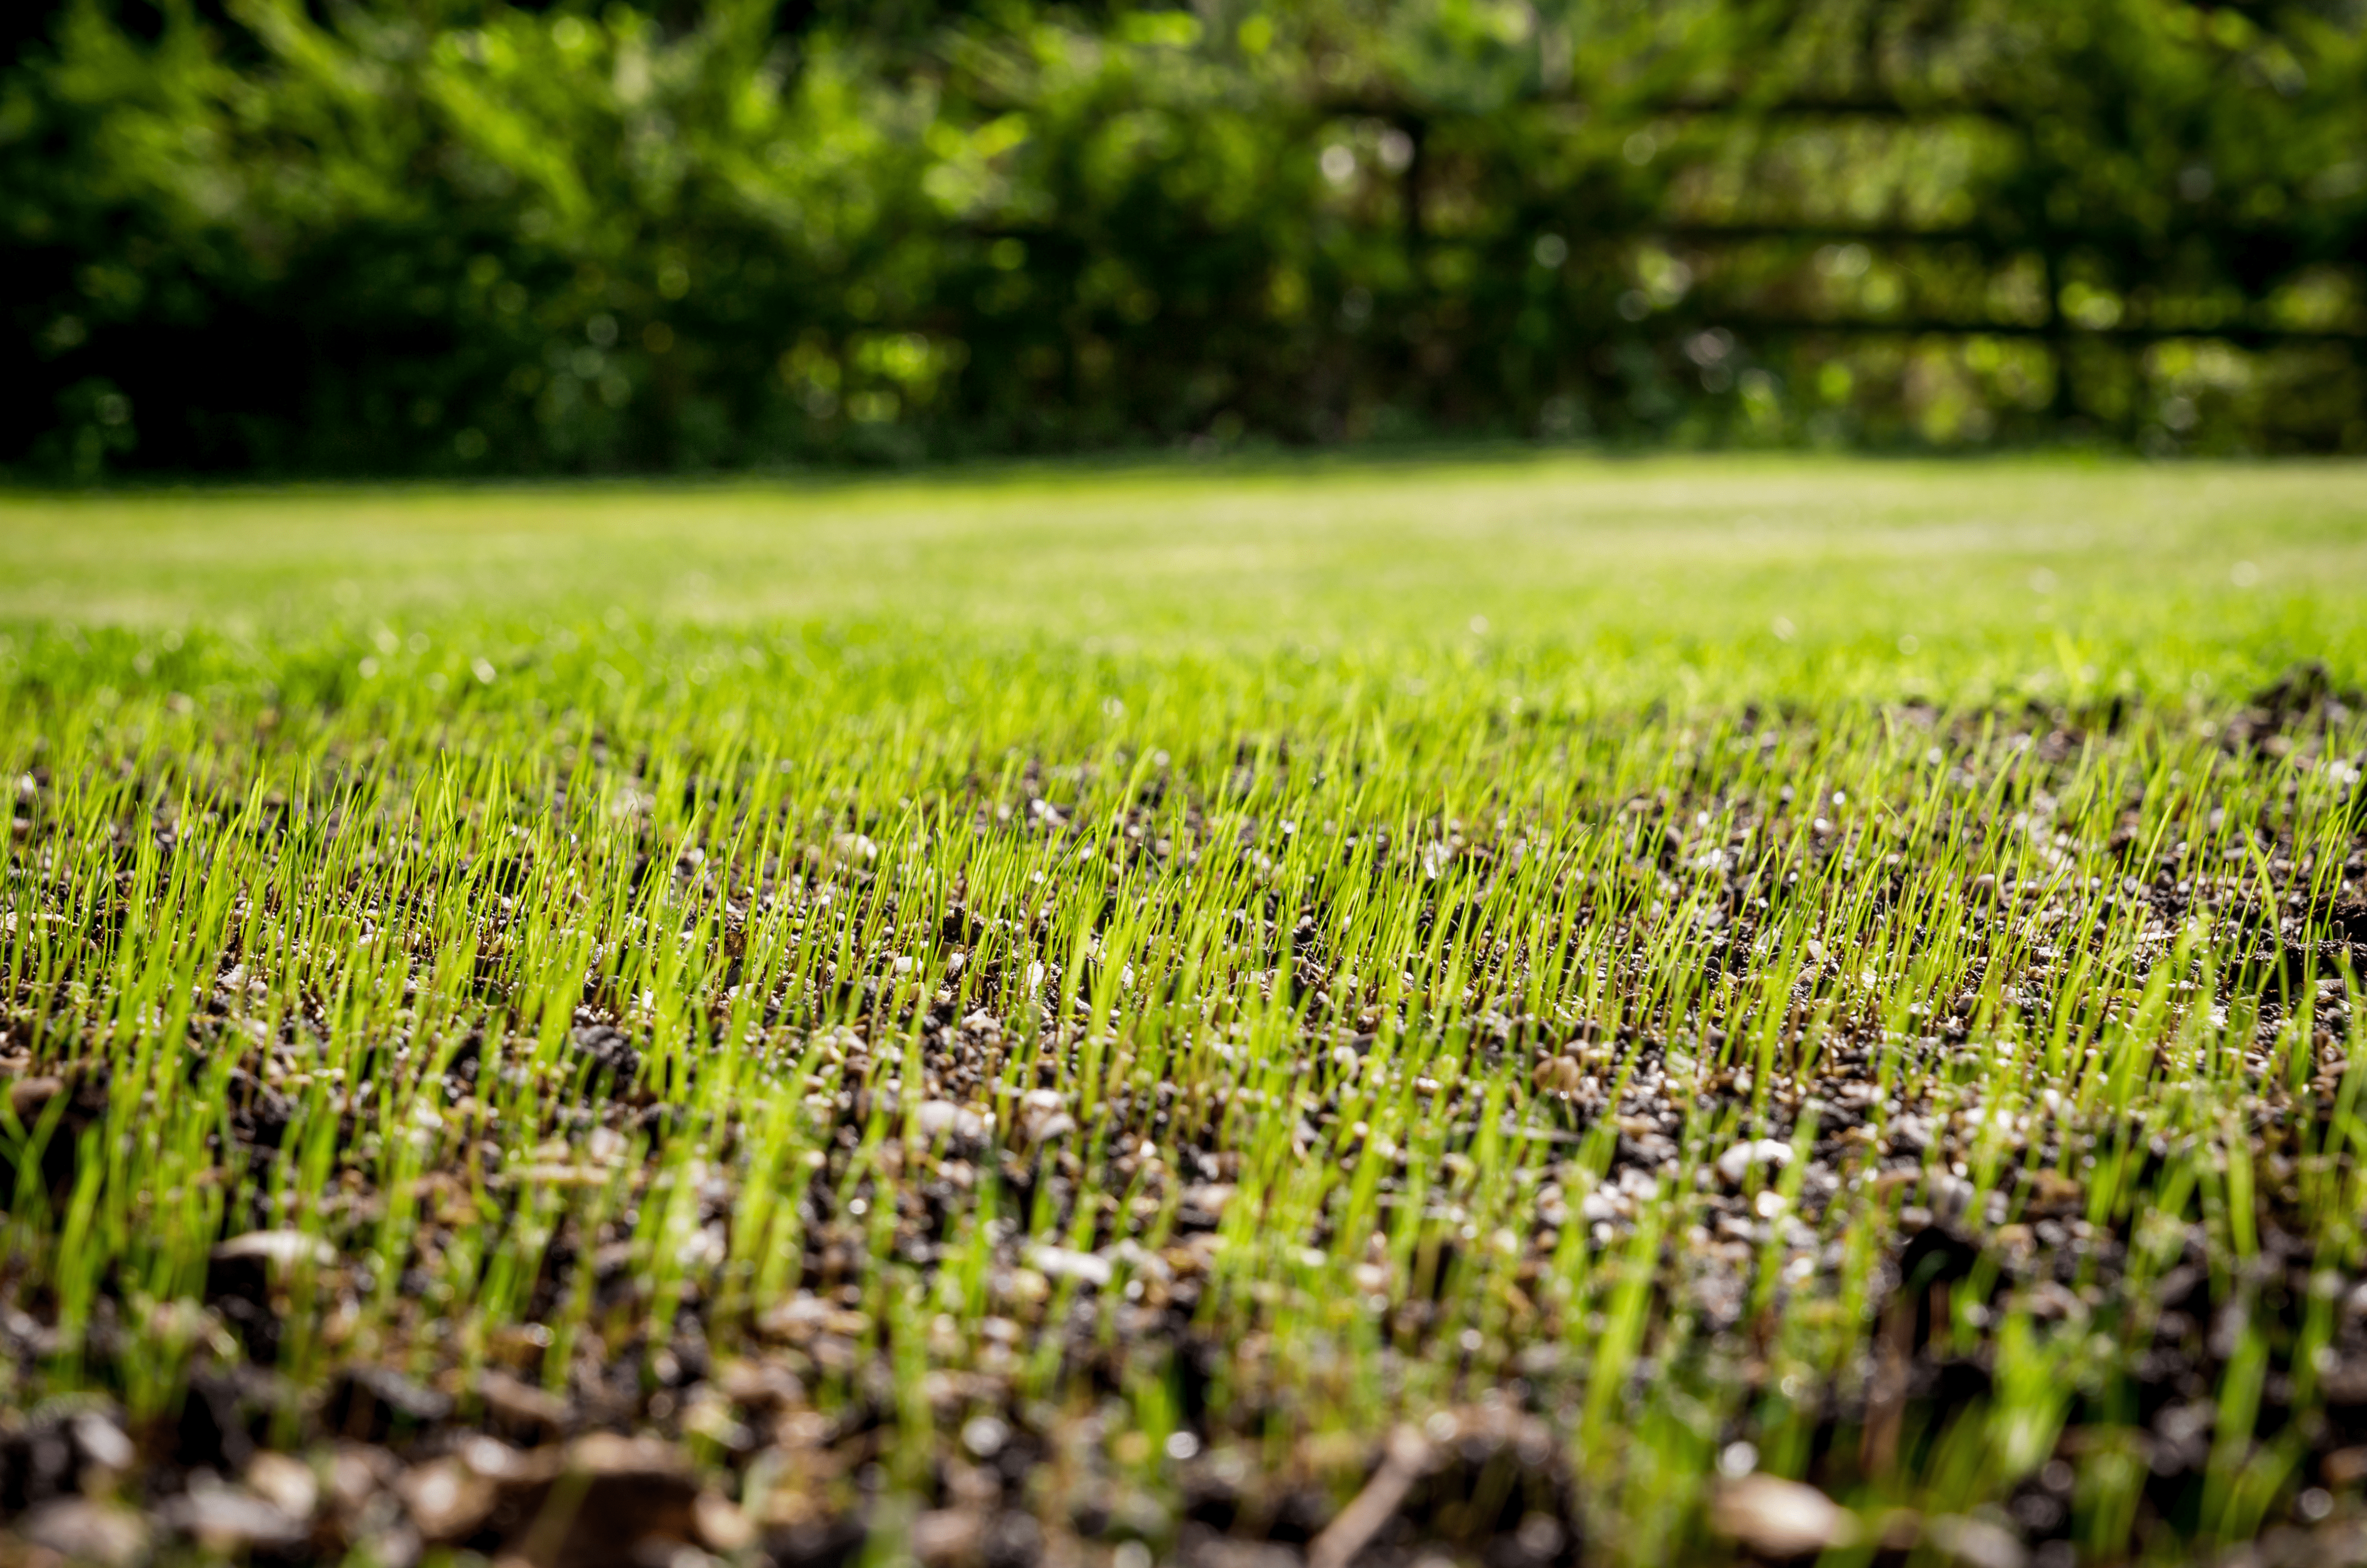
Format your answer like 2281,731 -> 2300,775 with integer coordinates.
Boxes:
5,456 -> 2367,1568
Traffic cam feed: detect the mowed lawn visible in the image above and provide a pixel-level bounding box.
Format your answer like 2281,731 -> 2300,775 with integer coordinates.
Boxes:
4,455 -> 2367,1567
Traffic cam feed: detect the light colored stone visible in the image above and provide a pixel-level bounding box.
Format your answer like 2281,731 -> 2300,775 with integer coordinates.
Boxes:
212,1228 -> 334,1266
476,1368 -> 572,1430
326,1443 -> 397,1513
396,1456 -> 496,1540
910,1507 -> 985,1566
246,1451 -> 320,1519
71,1410 -> 136,1471
1716,1139 -> 1794,1185
694,1490 -> 755,1552
571,1431 -> 693,1479
1024,1243 -> 1113,1287
161,1487 -> 308,1549
914,1100 -> 988,1140
1926,1514 -> 2028,1568
1710,1474 -> 1854,1557
20,1499 -> 150,1566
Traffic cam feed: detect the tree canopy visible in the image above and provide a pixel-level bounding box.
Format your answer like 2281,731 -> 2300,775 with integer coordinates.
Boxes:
5,0 -> 2364,478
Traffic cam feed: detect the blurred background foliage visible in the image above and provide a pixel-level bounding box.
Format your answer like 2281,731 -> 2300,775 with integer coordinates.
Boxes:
3,0 -> 2364,479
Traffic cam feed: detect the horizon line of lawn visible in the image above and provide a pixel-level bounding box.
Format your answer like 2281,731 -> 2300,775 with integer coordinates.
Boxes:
4,445 -> 2366,510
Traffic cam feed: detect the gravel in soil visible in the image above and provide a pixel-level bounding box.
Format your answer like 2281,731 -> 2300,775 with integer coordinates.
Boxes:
5,682 -> 2367,1565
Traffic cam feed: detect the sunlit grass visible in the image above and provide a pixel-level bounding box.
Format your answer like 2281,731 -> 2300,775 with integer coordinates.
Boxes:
4,454 -> 2366,1564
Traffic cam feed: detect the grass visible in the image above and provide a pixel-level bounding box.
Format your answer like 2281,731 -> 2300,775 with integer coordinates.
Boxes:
3,452 -> 2367,1566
